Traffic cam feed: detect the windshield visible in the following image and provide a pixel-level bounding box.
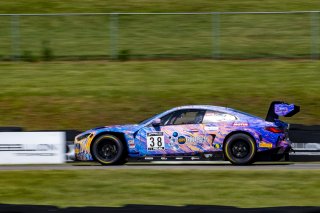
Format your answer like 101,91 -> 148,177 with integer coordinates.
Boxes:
138,113 -> 160,125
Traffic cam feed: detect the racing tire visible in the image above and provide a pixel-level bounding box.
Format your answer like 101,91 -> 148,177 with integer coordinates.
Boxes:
224,133 -> 256,165
91,134 -> 127,165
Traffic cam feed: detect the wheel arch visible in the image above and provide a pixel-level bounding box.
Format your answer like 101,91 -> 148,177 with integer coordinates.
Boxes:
222,130 -> 260,163
223,131 -> 257,150
90,131 -> 128,160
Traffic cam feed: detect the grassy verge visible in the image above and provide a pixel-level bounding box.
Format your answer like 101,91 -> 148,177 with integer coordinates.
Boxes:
0,169 -> 319,207
0,60 -> 319,129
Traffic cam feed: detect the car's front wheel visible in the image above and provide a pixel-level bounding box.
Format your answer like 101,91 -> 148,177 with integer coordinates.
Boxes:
224,133 -> 256,165
91,134 -> 126,165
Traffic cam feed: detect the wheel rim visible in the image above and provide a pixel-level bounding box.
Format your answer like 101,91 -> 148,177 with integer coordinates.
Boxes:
231,140 -> 250,158
96,140 -> 118,161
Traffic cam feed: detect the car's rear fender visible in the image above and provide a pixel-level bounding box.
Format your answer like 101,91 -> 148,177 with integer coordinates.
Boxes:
223,130 -> 258,149
221,127 -> 282,152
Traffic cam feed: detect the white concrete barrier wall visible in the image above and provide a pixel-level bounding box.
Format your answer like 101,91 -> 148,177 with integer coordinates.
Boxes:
0,132 -> 65,164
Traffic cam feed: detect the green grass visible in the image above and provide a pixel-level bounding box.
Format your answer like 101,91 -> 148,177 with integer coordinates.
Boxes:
0,1 -> 319,60
0,0 -> 319,13
0,169 -> 319,207
0,60 -> 319,130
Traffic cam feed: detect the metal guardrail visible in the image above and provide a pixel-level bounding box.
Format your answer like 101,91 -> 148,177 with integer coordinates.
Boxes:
0,11 -> 319,60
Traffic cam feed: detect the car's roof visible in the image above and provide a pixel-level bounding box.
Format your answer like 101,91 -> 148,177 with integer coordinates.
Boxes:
169,105 -> 264,122
139,104 -> 265,126
170,105 -> 231,112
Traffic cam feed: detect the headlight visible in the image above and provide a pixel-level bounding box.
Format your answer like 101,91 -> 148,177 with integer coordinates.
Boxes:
76,133 -> 90,141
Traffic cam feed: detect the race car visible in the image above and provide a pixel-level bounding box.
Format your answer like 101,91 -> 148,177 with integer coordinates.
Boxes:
74,101 -> 299,165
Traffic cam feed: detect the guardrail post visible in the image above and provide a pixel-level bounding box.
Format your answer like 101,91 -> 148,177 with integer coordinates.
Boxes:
11,15 -> 21,61
109,13 -> 119,60
212,12 -> 220,59
310,12 -> 319,60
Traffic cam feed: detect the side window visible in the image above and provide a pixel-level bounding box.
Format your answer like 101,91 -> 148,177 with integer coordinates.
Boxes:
202,110 -> 237,123
160,109 -> 205,125
160,112 -> 175,126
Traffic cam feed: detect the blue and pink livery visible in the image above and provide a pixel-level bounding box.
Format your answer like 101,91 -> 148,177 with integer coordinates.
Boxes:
74,101 -> 299,165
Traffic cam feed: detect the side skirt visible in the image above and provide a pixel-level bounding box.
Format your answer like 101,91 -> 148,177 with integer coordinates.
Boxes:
128,152 -> 224,162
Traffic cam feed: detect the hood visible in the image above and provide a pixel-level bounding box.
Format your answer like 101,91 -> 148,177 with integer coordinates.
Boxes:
87,124 -> 141,134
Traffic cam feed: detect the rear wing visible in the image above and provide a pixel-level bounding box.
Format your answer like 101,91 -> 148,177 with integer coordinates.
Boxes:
266,101 -> 300,122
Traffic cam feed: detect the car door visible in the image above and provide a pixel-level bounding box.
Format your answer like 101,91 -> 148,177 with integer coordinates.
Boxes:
135,109 -> 215,156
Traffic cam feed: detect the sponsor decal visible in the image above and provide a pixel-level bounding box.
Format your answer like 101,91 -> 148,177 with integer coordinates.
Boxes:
185,136 -> 207,144
178,136 -> 186,144
204,154 -> 213,158
204,126 -> 219,131
233,122 -> 249,127
177,135 -> 209,145
259,142 -> 273,148
214,143 -> 221,149
275,104 -> 294,116
128,140 -> 135,148
171,131 -> 209,145
147,132 -> 165,150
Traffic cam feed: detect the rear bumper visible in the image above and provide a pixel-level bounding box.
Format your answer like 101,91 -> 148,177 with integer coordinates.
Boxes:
257,145 -> 292,161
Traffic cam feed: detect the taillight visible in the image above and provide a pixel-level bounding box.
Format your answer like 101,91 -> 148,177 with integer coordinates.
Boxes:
265,126 -> 284,133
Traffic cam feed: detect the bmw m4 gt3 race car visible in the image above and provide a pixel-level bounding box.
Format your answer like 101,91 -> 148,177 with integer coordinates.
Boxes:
74,101 -> 299,165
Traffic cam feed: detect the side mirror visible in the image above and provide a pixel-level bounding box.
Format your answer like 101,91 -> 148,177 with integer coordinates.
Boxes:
151,118 -> 161,127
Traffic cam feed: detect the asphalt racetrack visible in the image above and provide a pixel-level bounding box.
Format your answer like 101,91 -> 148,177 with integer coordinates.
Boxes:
0,162 -> 319,171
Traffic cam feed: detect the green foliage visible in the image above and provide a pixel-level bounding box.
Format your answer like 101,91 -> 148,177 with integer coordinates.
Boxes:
118,49 -> 131,61
41,41 -> 54,61
22,50 -> 38,62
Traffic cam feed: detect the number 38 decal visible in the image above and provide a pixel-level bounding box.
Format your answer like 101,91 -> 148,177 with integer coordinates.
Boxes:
147,132 -> 165,150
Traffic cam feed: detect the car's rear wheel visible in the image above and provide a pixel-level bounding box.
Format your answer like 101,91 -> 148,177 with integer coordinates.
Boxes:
91,134 -> 126,165
224,133 -> 256,165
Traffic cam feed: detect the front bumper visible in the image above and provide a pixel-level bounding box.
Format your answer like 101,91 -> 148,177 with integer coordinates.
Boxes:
74,134 -> 95,161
